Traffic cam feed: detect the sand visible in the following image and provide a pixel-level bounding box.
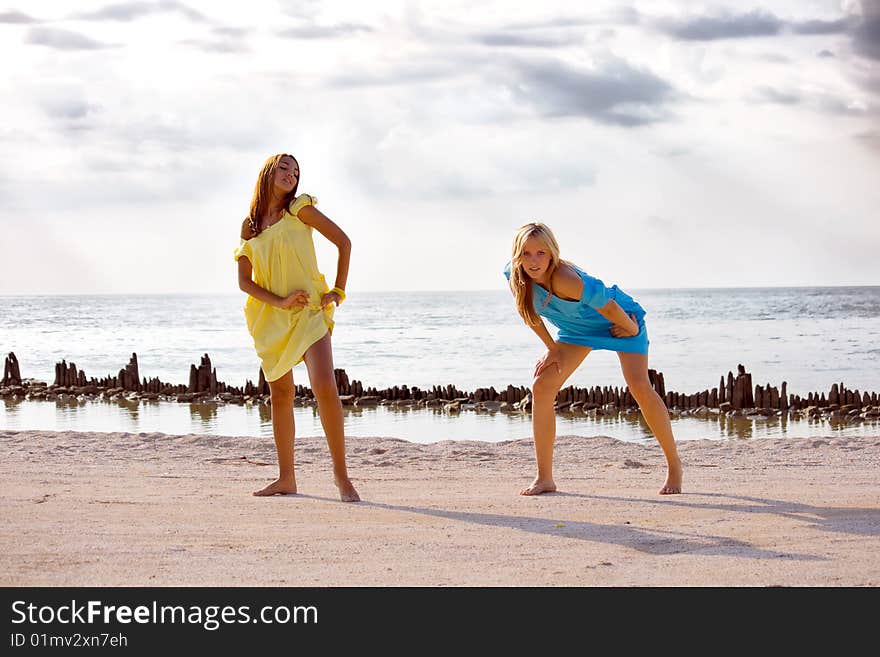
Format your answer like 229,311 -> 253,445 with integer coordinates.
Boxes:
1,429 -> 879,586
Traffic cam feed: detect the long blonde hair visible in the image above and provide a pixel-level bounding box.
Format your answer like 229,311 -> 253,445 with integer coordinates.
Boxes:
246,153 -> 299,237
510,222 -> 568,326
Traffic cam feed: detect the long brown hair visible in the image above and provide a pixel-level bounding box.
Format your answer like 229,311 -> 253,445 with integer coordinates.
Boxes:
510,222 -> 568,326
246,153 -> 300,237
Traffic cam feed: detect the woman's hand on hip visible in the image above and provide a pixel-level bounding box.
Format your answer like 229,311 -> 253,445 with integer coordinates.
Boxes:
610,313 -> 639,338
277,290 -> 309,309
534,343 -> 563,378
320,291 -> 342,308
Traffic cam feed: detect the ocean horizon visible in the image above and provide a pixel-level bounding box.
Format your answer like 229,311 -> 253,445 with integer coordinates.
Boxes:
3,285 -> 878,389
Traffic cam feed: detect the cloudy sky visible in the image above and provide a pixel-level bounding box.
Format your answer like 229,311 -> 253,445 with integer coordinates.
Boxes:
1,0 -> 878,294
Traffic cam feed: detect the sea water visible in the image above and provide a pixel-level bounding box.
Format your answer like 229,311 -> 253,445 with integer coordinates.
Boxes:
1,287 -> 878,442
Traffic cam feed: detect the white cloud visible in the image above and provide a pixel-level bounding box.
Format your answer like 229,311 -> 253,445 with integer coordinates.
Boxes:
0,0 -> 877,294
26,26 -> 116,49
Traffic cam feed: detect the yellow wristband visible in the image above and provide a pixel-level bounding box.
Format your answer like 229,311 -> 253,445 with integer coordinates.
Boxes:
331,286 -> 346,304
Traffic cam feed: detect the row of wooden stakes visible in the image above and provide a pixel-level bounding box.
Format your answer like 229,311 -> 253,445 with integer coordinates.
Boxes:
2,352 -> 877,412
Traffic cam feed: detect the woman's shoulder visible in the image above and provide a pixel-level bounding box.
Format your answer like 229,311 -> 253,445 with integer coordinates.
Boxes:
541,263 -> 578,302
554,261 -> 586,285
288,193 -> 318,218
239,217 -> 254,240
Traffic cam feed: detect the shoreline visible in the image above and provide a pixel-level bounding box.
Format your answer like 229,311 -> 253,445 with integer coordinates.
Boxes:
4,395 -> 880,446
4,354 -> 879,428
2,428 -> 879,586
4,379 -> 879,429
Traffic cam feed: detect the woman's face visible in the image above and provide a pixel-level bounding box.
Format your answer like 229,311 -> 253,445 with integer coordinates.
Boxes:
520,236 -> 552,281
273,156 -> 299,193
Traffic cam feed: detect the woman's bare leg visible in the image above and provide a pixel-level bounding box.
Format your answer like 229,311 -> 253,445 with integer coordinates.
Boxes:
253,370 -> 298,496
303,333 -> 360,502
523,343 -> 591,495
618,352 -> 683,494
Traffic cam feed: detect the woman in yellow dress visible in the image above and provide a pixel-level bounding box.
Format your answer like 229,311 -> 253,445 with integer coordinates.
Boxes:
235,153 -> 359,502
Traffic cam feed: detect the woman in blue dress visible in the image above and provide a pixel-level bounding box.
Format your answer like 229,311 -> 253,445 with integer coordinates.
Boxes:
505,222 -> 682,495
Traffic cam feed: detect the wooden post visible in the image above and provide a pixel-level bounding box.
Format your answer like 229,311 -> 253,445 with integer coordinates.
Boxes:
3,352 -> 22,386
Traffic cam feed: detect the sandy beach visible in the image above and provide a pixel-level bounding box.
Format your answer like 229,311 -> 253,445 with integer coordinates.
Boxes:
1,429 -> 879,586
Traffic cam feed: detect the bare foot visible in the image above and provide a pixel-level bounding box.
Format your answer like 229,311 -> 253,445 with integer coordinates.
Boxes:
659,461 -> 683,495
253,477 -> 297,496
335,477 -> 360,503
520,478 -> 557,496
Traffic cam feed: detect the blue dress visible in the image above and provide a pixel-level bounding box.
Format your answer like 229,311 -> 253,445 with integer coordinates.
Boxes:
504,262 -> 649,354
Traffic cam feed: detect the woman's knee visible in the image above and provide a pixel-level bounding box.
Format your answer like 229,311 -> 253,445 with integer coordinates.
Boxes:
269,380 -> 295,406
532,372 -> 561,401
626,379 -> 655,400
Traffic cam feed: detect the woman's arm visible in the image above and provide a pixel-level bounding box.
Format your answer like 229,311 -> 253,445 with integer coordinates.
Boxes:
507,276 -> 561,376
237,256 -> 307,309
596,300 -> 639,336
527,319 -> 556,350
236,222 -> 307,308
298,205 -> 351,307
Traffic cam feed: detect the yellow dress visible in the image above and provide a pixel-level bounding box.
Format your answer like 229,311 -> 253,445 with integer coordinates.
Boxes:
233,193 -> 334,382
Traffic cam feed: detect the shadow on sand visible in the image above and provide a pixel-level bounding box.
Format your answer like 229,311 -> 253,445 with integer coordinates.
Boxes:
566,491 -> 880,539
276,491 -> 823,561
